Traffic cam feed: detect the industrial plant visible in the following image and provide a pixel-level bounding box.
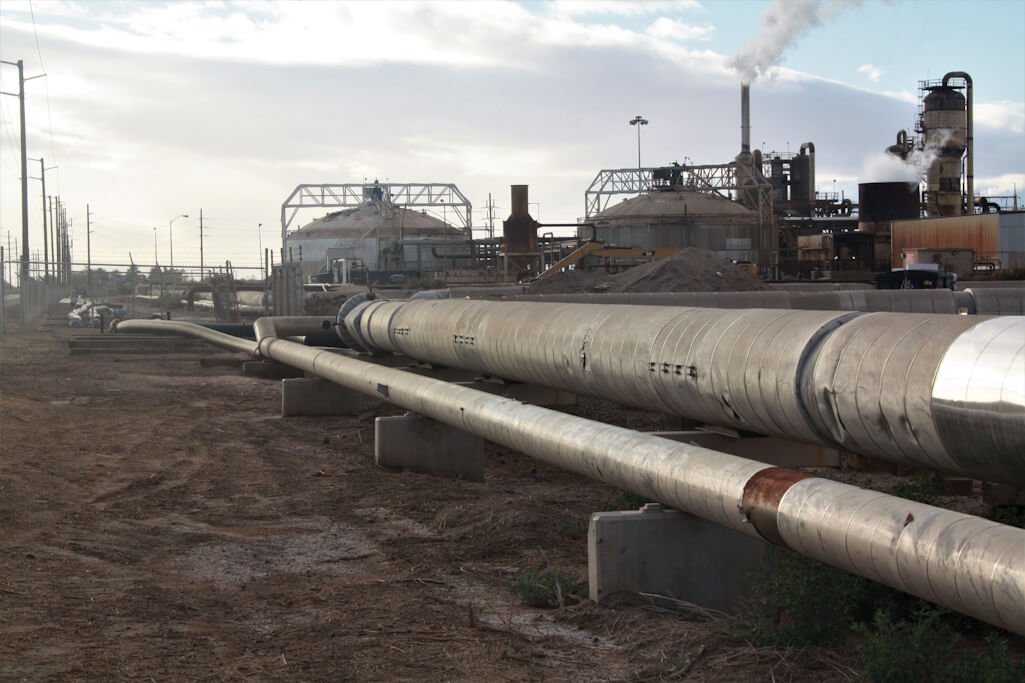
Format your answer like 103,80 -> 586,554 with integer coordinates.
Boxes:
3,68 -> 1023,680
268,71 -> 1020,291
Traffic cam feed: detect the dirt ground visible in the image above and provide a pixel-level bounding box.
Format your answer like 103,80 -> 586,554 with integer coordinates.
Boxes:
3,305 -> 865,681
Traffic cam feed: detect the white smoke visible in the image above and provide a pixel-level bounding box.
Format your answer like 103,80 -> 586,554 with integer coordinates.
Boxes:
860,128 -> 955,184
730,0 -> 863,83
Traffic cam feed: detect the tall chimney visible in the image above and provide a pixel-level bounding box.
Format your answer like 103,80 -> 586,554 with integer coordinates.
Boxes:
510,184 -> 529,219
741,82 -> 751,154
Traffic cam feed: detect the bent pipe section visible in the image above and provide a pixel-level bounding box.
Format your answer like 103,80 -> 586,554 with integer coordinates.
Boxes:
117,319 -> 258,355
345,300 -> 1025,486
255,334 -> 1024,635
120,317 -> 1025,634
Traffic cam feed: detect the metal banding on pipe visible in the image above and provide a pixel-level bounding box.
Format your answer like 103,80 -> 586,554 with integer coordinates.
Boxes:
345,300 -> 1025,486
122,318 -> 1025,634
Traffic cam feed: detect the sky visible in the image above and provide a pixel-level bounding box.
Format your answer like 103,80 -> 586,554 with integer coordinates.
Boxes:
1,0 -> 1023,274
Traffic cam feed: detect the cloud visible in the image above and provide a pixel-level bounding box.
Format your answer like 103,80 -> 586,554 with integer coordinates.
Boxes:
545,1 -> 702,18
975,101 -> 1025,134
646,17 -> 714,42
857,63 -> 882,82
974,173 -> 1025,198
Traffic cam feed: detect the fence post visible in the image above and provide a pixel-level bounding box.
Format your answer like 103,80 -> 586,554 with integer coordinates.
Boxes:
0,247 -> 6,334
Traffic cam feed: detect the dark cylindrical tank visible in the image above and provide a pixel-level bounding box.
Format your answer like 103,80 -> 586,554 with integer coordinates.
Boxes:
858,181 -> 920,230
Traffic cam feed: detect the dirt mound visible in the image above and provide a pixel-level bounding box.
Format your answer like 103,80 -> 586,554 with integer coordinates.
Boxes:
528,248 -> 770,294
527,269 -> 610,294
611,248 -> 771,293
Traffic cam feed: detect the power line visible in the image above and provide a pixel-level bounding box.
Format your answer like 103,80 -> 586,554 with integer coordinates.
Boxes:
28,0 -> 59,192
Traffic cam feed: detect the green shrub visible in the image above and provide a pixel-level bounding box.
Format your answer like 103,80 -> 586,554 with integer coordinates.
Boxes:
401,278 -> 446,290
857,609 -> 1023,683
890,470 -> 946,505
742,548 -> 870,647
991,505 -> 1025,529
510,568 -> 585,608
601,490 -> 650,511
554,515 -> 588,541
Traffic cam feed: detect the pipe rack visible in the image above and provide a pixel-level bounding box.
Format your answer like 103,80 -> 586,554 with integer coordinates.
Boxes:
118,316 -> 1025,634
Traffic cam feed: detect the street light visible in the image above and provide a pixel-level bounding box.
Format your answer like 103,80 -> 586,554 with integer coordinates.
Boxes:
257,222 -> 263,270
152,227 -> 158,266
169,213 -> 188,272
629,115 -> 648,169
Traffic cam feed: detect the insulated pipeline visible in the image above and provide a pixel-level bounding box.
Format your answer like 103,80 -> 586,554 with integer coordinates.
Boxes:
345,300 -> 1025,486
259,333 -> 1021,635
123,318 -> 1025,634
502,288 -> 1025,316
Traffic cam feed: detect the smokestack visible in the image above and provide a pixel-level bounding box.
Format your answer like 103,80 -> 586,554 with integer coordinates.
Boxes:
510,184 -> 529,219
741,83 -> 751,154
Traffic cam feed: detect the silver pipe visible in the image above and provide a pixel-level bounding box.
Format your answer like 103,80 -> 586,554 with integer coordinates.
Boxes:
252,316 -> 335,344
117,318 -> 258,355
122,318 -> 1025,634
346,300 -> 1025,486
505,289 -> 1024,314
257,334 -> 1024,635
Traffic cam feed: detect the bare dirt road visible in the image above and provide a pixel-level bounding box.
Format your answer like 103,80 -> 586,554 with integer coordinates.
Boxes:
1,314 -> 857,681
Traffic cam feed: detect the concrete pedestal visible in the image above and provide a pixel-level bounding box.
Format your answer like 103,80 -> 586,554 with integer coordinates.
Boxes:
281,377 -> 364,417
375,413 -> 484,481
588,503 -> 771,613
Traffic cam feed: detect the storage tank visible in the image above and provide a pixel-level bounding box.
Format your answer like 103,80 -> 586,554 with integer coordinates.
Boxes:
858,181 -> 920,234
922,81 -> 968,217
580,190 -> 762,262
286,198 -> 464,280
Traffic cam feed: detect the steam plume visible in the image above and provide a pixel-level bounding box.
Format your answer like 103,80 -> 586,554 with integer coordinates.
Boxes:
860,128 -> 955,184
730,0 -> 862,83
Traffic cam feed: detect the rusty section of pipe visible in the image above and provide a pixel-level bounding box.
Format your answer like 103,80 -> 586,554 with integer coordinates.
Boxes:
741,468 -> 813,547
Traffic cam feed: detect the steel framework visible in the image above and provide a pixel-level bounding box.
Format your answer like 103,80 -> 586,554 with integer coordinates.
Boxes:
280,183 -> 473,247
584,164 -> 768,217
583,164 -> 775,270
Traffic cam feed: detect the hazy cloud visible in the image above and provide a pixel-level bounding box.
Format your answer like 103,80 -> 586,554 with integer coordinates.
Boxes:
857,63 -> 882,82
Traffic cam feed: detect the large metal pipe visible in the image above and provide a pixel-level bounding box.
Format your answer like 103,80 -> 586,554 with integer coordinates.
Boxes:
117,319 -> 258,355
123,317 -> 1025,634
345,300 -> 1025,486
502,289 -> 1025,316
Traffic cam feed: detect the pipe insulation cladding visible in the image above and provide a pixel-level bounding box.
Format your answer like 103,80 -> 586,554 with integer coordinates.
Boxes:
344,300 -> 1025,487
116,318 -> 1025,634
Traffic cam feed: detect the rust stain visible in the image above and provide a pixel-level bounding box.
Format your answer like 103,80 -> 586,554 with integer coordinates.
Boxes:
742,468 -> 814,547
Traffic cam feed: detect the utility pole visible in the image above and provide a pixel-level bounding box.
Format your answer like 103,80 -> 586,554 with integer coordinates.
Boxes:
47,195 -> 55,283
1,59 -> 45,313
86,204 -> 93,298
199,209 -> 205,281
486,192 -> 495,241
30,158 -> 57,280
